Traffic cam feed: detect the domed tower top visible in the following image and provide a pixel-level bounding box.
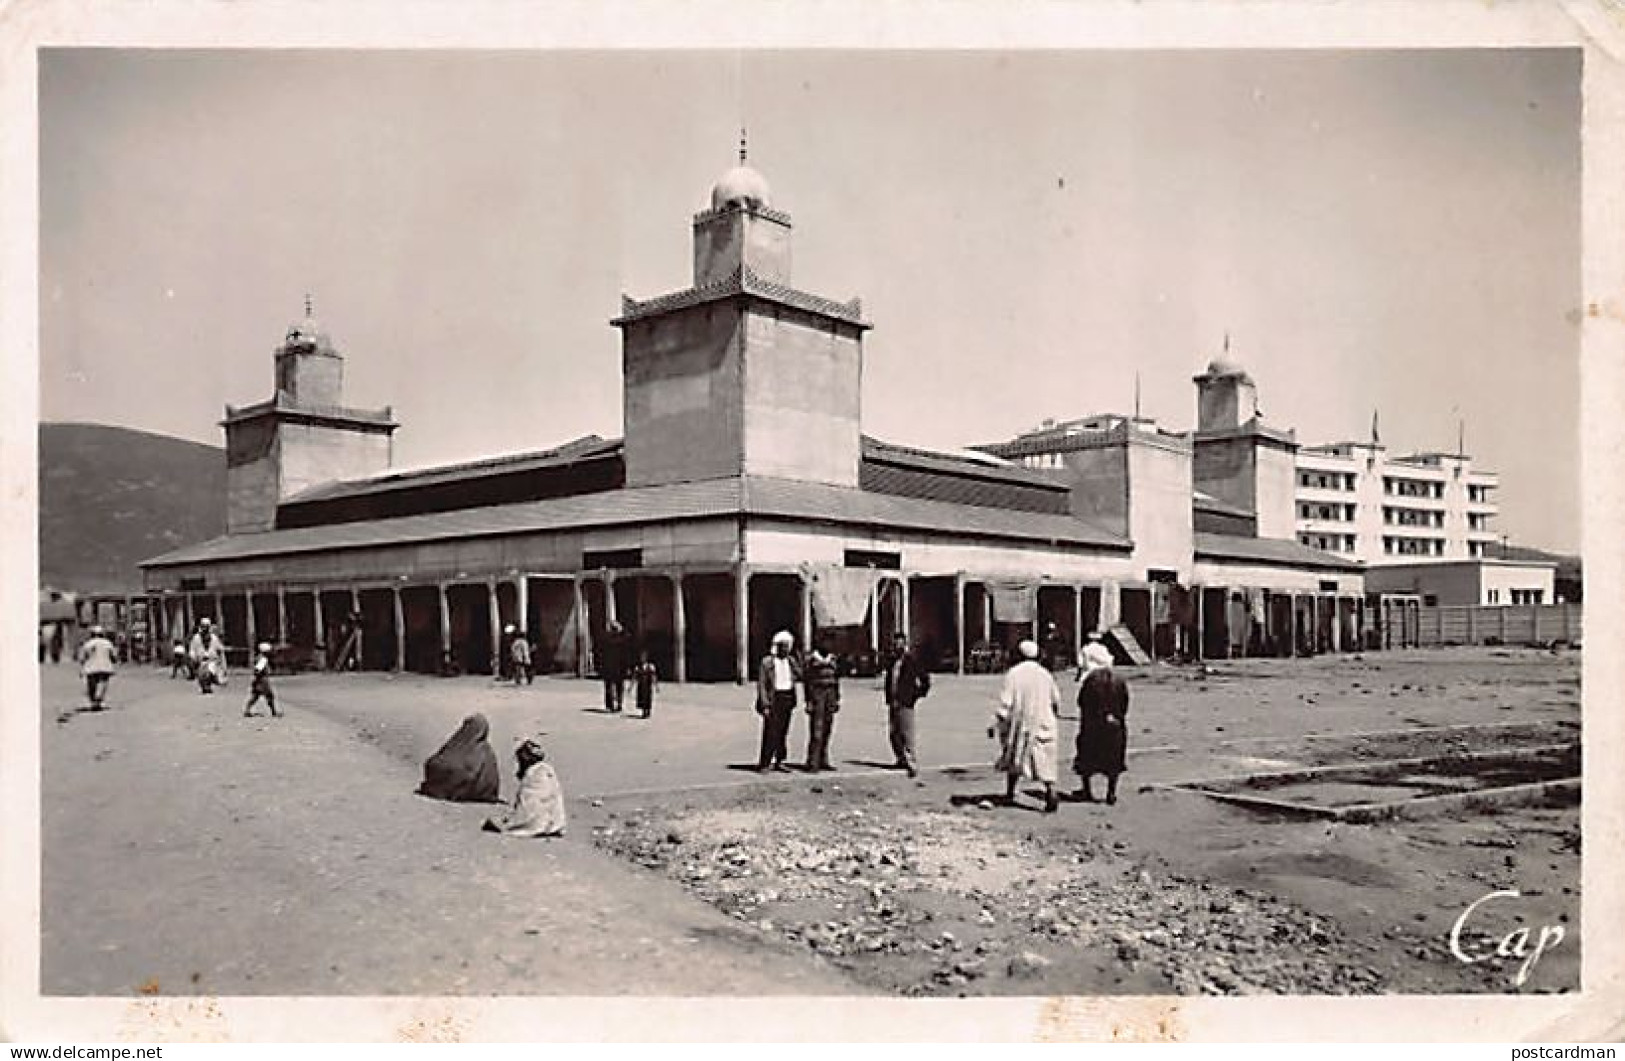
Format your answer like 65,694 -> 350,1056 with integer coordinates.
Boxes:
710,130 -> 773,211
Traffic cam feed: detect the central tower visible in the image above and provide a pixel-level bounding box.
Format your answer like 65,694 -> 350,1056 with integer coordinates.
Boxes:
613,148 -> 870,489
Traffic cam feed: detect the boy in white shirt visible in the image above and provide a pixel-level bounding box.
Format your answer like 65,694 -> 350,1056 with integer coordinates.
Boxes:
244,642 -> 282,718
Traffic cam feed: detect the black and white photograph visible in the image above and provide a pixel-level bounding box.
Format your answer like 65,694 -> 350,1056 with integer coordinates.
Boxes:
4,0 -> 1623,1046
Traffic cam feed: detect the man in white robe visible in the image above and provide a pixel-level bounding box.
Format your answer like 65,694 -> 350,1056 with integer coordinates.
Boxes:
991,639 -> 1061,813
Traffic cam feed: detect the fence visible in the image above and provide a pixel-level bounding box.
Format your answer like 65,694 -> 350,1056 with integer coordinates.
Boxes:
1415,603 -> 1581,647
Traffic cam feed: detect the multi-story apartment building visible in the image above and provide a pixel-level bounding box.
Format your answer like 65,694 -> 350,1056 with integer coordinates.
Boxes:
1293,438 -> 1500,566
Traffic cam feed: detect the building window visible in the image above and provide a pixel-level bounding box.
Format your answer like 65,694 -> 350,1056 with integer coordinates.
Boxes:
1487,589 -> 1499,604
844,549 -> 901,570
583,548 -> 643,570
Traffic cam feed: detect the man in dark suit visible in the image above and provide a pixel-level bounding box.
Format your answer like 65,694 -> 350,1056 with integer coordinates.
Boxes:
598,620 -> 632,713
883,632 -> 930,778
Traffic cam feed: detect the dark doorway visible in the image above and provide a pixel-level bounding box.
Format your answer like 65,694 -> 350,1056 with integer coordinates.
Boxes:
1119,587 -> 1152,660
909,576 -> 958,672
400,586 -> 442,673
526,577 -> 579,675
447,583 -> 495,676
748,572 -> 802,665
681,573 -> 737,682
356,588 -> 398,671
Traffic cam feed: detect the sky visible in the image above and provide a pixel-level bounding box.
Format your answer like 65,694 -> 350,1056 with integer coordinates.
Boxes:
39,48 -> 1581,552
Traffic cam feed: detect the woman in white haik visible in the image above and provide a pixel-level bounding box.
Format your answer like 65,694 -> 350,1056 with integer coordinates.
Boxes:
484,738 -> 567,838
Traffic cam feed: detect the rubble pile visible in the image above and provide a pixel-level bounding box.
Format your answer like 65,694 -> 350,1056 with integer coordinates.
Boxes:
592,794 -> 1393,996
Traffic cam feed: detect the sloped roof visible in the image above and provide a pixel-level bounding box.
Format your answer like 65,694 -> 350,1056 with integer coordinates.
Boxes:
1193,532 -> 1361,572
861,436 -> 1067,490
144,475 -> 1130,568
1192,490 -> 1254,520
283,436 -> 621,505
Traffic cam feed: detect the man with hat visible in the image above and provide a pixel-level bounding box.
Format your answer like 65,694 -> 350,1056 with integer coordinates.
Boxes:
991,639 -> 1061,812
755,630 -> 802,773
1075,630 -> 1113,681
75,624 -> 117,710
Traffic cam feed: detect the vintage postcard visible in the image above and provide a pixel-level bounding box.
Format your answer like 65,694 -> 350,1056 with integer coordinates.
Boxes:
2,0 -> 1622,1044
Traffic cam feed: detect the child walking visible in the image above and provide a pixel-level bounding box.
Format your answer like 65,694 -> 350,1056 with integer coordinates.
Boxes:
632,652 -> 659,719
244,642 -> 282,718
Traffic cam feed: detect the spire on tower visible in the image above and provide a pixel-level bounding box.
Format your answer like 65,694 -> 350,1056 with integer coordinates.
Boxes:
1371,408 -> 1381,445
739,127 -> 748,164
304,292 -> 314,318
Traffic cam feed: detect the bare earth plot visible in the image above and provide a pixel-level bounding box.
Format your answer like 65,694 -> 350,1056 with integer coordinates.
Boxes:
39,647 -> 1578,997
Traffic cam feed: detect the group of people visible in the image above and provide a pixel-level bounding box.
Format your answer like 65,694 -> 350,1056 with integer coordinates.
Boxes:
595,621 -> 659,719
753,630 -> 932,777
747,627 -> 1129,810
165,618 -> 280,717
416,713 -> 567,838
992,633 -> 1131,813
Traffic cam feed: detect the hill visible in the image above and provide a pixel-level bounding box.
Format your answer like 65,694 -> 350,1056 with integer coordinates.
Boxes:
39,422 -> 224,593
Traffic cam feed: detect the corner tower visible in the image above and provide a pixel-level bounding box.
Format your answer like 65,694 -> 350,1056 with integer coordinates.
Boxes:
222,302 -> 398,533
613,146 -> 870,489
1190,346 -> 1298,540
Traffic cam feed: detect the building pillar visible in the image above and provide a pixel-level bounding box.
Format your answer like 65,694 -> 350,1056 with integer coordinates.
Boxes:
1288,594 -> 1300,657
604,571 -> 618,625
350,587 -> 363,669
798,572 -> 813,654
870,584 -> 883,654
392,587 -> 406,672
1100,581 -> 1120,630
735,565 -> 750,685
1192,585 -> 1205,662
212,593 -> 223,637
1329,597 -> 1342,653
516,575 -> 529,635
572,576 -> 589,678
437,582 -> 451,662
487,577 -> 502,673
1029,584 -> 1039,643
981,585 -> 992,644
671,574 -> 687,683
955,573 -> 967,675
1073,585 -> 1085,665
245,591 -> 256,649
899,575 -> 911,642
276,586 -> 288,644
313,588 -> 326,654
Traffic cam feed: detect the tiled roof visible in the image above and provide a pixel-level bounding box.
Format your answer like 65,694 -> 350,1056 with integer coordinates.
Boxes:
612,264 -> 869,328
1193,532 -> 1362,572
144,475 -> 1129,568
283,436 -> 622,504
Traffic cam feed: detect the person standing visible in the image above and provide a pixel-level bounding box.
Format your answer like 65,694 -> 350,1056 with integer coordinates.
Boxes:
510,629 -> 534,686
38,624 -> 50,664
632,652 -> 659,719
50,623 -> 64,664
170,639 -> 189,679
189,618 -> 226,694
755,630 -> 801,773
244,641 -> 282,718
883,632 -> 930,778
1076,663 -> 1131,805
991,640 -> 1061,812
75,624 -> 117,710
598,620 -> 631,713
802,642 -> 840,772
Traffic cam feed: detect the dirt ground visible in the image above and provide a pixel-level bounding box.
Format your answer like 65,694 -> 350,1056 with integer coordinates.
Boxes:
38,646 -> 1579,997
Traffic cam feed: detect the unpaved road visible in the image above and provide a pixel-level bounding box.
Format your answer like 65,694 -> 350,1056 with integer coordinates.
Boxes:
38,646 -> 1579,997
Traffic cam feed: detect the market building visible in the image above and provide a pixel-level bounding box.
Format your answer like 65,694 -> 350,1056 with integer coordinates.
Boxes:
141,156 -> 1402,678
